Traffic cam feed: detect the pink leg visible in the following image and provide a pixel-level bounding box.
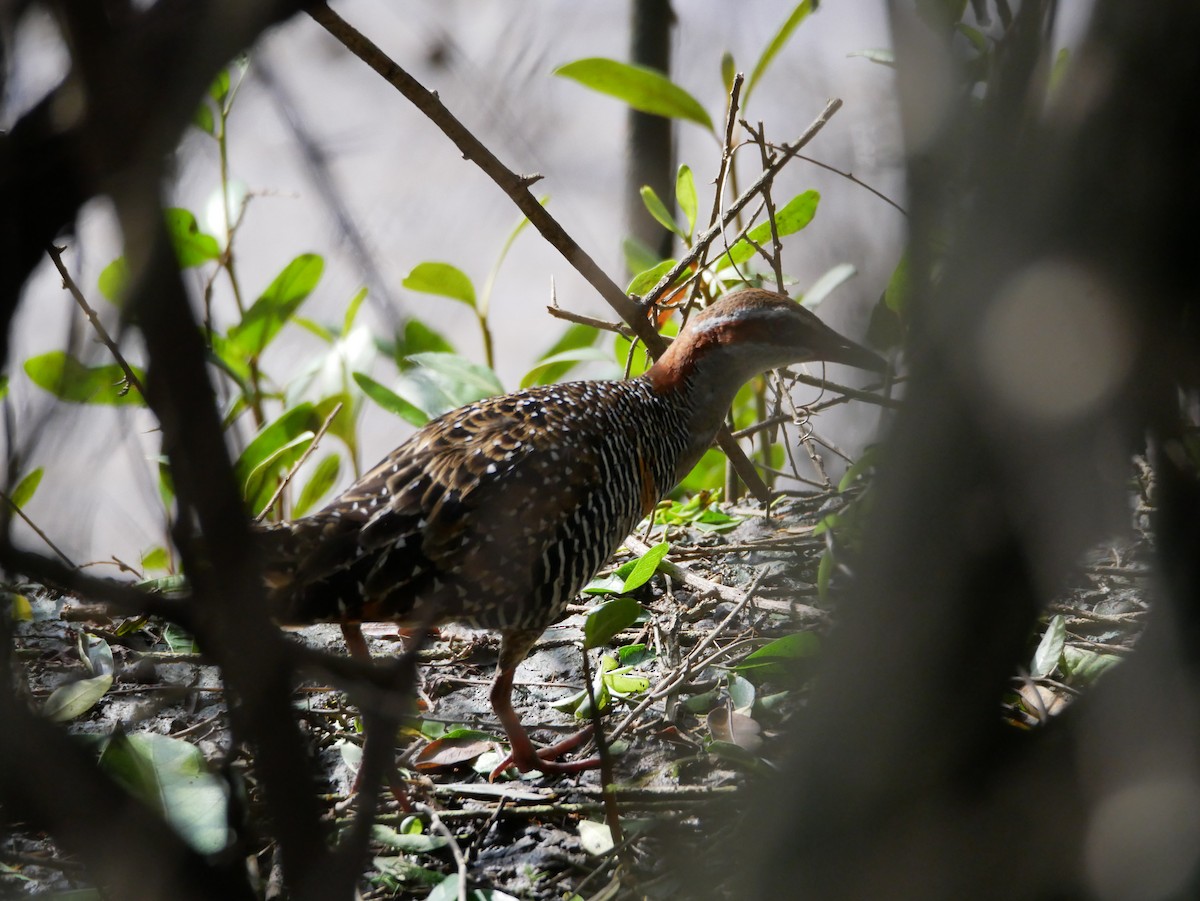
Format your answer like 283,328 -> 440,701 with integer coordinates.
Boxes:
488,629 -> 601,781
341,624 -> 411,808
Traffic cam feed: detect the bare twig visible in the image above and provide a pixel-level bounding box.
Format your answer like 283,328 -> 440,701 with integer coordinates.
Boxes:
255,401 -> 343,523
0,492 -> 76,568
643,98 -> 843,309
46,245 -> 147,402
745,120 -> 787,293
546,305 -> 635,338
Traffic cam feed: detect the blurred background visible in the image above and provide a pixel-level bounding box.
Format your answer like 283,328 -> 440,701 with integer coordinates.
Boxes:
4,0 -> 916,570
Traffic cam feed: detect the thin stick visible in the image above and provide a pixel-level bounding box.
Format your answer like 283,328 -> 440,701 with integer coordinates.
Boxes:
644,98 -> 843,309
545,305 -> 634,338
255,402 -> 343,523
0,490 -> 76,567
46,245 -> 147,402
427,807 -> 469,901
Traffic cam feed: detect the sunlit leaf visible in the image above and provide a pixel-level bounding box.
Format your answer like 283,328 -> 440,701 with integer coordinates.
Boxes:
1031,614 -> 1067,679
292,453 -> 341,518
520,347 -> 613,389
734,631 -> 820,681
98,257 -> 129,303
746,1 -> 815,104
353,372 -> 428,427
622,541 -> 669,593
141,546 -> 170,571
164,208 -> 220,268
228,254 -> 324,357
98,732 -> 231,854
676,164 -> 698,239
24,352 -> 146,406
9,594 -> 33,621
554,58 -> 714,131
9,467 -> 43,509
627,259 -> 678,297
847,48 -> 896,67
192,101 -> 215,135
42,674 -> 113,722
407,352 -> 504,406
403,262 -> 477,308
343,286 -> 369,334
640,185 -> 685,240
802,263 -> 857,308
578,820 -> 615,856
372,824 -> 449,853
584,596 -> 642,650
715,191 -> 821,270
522,322 -> 601,387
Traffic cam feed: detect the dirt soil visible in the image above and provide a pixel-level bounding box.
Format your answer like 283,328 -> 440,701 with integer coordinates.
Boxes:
1,492 -> 1150,899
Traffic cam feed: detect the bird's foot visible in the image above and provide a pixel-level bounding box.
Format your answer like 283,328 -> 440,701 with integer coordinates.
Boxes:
489,726 -> 598,781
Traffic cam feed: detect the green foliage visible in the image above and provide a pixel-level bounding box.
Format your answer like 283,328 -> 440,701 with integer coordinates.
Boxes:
553,58 -> 713,131
745,1 -> 816,104
24,352 -> 145,406
227,254 -> 324,357
715,190 -> 821,270
402,261 -> 477,307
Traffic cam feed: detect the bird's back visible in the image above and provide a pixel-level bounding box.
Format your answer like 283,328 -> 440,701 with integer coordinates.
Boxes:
262,377 -> 689,632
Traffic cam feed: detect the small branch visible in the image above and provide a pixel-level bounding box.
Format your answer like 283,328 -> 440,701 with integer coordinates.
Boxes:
644,98 -> 844,309
745,120 -> 787,293
545,305 -> 635,338
0,491 -> 76,568
46,244 -> 147,402
255,402 -> 343,523
794,152 -> 908,216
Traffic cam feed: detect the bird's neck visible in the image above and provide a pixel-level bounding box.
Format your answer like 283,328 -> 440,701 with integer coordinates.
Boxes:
642,337 -> 760,479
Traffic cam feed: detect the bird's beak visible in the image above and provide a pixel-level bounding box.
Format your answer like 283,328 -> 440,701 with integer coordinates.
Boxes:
818,333 -> 889,372
806,318 -> 889,373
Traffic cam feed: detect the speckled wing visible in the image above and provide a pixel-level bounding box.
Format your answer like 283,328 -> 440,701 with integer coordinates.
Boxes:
264,380 -> 664,632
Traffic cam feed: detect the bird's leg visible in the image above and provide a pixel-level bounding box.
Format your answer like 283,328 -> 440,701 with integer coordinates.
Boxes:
488,628 -> 601,781
341,623 -> 411,808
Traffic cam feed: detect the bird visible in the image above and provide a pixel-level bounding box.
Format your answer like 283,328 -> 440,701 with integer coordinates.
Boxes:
261,288 -> 886,777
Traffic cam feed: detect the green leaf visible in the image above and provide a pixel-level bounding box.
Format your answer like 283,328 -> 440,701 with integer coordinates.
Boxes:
42,674 -> 113,721
622,541 -> 669,593
676,165 -> 698,239
584,596 -> 642,650
353,372 -> 428,426
394,317 -> 456,363
520,347 -> 613,389
209,69 -> 231,102
24,352 -> 146,406
343,286 -> 369,334
802,263 -> 857,308
228,254 -> 324,357
734,632 -> 820,680
1062,646 -> 1121,684
522,323 -> 601,387
403,262 -> 477,308
372,824 -> 449,854
627,259 -> 678,297
164,208 -> 220,268
715,190 -> 821,270
847,48 -> 896,68
98,732 -> 232,854
554,58 -> 714,131
746,1 -> 815,104
141,546 -> 170,571
1031,614 -> 1067,679
9,467 -> 43,509
640,185 -> 685,240
408,352 -> 504,404
622,236 -> 661,277
292,453 -> 341,518
884,253 -> 909,314
720,52 -> 737,93
192,101 -> 215,135
98,257 -> 129,303
0,375 -> 8,401
233,404 -> 318,510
